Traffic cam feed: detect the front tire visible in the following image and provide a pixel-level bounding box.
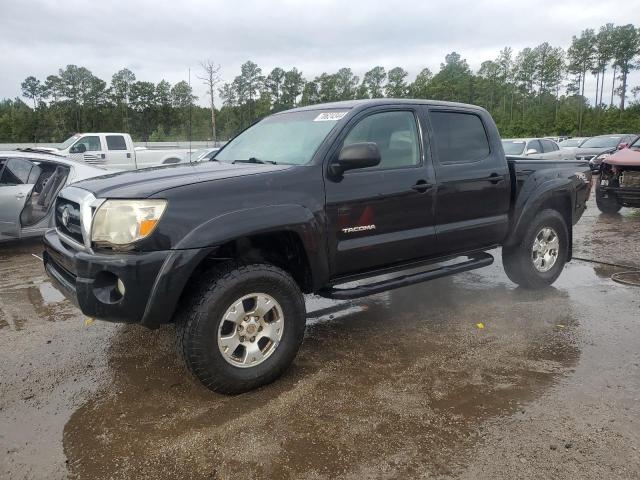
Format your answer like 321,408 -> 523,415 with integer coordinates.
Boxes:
176,263 -> 306,394
502,209 -> 568,289
596,188 -> 622,214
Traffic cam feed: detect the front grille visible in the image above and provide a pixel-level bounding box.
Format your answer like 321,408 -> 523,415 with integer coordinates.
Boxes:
620,171 -> 640,188
55,197 -> 83,245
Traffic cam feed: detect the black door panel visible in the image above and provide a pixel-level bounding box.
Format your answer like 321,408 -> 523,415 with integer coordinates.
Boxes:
326,169 -> 437,275
325,108 -> 437,277
426,108 -> 511,254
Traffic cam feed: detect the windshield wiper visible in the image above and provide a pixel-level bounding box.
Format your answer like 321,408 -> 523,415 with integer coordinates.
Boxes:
232,157 -> 277,165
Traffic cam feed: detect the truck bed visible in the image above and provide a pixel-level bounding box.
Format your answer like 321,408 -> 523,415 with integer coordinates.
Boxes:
506,156 -> 592,228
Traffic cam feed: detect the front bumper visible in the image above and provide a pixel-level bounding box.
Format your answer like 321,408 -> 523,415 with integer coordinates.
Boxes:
599,186 -> 640,207
43,229 -> 213,328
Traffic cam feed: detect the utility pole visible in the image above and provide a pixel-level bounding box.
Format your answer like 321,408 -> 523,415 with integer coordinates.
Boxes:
189,68 -> 192,159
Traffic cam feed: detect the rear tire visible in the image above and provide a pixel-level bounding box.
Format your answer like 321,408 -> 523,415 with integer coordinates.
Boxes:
502,209 -> 568,289
596,188 -> 622,214
176,263 -> 306,394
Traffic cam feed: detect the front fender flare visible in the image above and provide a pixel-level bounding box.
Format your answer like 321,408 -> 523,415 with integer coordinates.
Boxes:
174,204 -> 329,290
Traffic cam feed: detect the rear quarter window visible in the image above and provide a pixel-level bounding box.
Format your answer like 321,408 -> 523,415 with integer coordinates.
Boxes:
541,139 -> 558,152
430,111 -> 490,164
527,139 -> 542,153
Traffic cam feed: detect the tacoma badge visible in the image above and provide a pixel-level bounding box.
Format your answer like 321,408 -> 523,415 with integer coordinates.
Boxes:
342,225 -> 376,233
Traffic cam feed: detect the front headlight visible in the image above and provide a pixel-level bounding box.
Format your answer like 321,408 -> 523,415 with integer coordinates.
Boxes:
91,199 -> 167,246
594,153 -> 610,161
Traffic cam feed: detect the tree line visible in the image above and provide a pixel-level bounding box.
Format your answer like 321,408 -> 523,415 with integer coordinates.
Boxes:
1,22 -> 639,144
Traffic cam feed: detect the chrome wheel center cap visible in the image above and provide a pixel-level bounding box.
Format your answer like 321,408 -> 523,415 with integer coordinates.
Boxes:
245,323 -> 258,336
532,227 -> 559,273
217,293 -> 285,368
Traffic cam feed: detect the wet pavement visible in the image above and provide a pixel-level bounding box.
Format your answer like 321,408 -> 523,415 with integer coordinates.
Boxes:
1,196 -> 639,479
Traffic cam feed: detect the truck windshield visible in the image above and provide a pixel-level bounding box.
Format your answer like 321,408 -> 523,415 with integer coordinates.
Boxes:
59,135 -> 81,150
214,109 -> 348,165
502,140 -> 526,155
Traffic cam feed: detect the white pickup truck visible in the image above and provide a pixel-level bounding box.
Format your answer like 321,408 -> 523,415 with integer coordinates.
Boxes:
45,133 -> 191,170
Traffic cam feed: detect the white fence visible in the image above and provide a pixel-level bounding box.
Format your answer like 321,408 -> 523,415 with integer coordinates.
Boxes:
0,141 -> 224,151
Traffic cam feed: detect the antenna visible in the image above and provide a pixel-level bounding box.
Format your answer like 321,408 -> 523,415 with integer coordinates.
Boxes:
189,67 -> 193,164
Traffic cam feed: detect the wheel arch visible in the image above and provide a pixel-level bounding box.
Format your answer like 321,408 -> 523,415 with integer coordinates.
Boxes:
208,230 -> 317,293
173,204 -> 329,290
140,227 -> 322,329
140,203 -> 329,328
506,183 -> 574,260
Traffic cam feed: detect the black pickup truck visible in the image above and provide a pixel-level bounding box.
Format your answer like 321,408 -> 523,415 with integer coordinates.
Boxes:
43,99 -> 591,393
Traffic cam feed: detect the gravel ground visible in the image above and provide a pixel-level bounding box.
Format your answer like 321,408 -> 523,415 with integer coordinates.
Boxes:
1,194 -> 639,480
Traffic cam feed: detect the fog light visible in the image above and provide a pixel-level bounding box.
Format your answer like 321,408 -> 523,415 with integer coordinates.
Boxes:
117,278 -> 126,296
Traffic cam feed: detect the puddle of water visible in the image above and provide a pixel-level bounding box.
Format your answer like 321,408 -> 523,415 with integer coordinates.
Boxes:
0,281 -> 76,330
0,240 -> 75,330
38,281 -> 66,304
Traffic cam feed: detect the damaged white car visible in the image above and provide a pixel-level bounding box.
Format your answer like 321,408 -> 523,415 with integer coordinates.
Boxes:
0,150 -> 109,242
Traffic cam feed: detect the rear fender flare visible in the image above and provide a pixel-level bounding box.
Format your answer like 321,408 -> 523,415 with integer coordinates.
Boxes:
505,179 -> 575,252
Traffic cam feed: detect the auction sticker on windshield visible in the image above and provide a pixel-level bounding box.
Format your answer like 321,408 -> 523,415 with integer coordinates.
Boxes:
314,112 -> 348,121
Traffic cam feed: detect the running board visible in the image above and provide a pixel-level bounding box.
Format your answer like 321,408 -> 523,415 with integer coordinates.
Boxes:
319,253 -> 494,300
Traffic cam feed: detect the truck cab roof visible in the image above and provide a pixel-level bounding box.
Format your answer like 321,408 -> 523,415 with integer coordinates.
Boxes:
280,98 -> 488,114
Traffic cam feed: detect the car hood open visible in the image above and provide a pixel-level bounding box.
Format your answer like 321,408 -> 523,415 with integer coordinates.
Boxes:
604,148 -> 640,167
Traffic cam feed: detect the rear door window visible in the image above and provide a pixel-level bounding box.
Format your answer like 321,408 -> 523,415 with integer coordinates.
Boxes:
106,135 -> 127,150
540,140 -> 558,152
429,111 -> 490,164
27,162 -> 43,184
527,140 -> 542,154
0,158 -> 33,185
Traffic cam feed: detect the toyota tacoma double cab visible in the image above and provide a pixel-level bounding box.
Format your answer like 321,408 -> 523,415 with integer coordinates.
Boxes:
43,99 -> 592,393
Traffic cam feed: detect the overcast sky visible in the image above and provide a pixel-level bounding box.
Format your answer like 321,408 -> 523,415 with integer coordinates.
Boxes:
2,0 -> 639,106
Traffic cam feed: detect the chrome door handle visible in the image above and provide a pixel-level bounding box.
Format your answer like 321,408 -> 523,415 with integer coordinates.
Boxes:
486,173 -> 505,184
411,180 -> 433,193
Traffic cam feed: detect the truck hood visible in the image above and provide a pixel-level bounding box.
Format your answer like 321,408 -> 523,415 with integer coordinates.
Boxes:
72,161 -> 291,198
604,148 -> 640,167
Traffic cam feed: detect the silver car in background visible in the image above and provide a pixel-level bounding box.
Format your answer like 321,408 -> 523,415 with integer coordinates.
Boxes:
0,150 -> 109,242
501,138 -> 569,160
572,134 -> 640,171
187,147 -> 220,163
558,137 -> 589,149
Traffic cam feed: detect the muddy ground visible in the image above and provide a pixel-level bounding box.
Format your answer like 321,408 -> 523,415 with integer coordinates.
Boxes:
1,195 -> 639,480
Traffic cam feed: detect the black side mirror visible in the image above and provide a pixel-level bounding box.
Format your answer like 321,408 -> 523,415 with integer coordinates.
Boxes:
71,143 -> 86,154
330,142 -> 381,177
